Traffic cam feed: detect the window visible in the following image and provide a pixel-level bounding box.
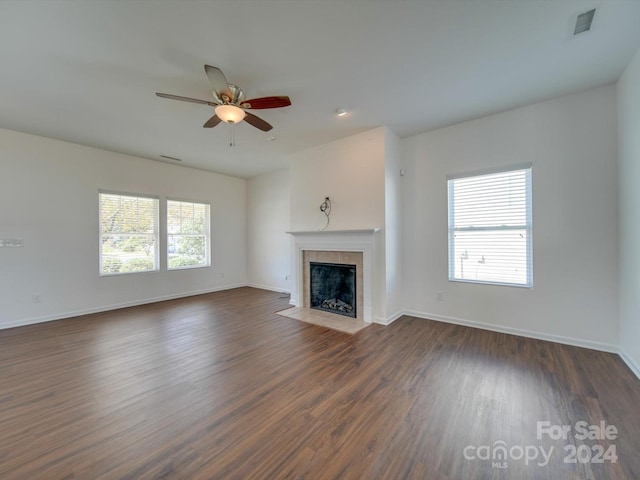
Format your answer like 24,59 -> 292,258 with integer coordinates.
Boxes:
167,200 -> 210,270
447,165 -> 532,287
99,192 -> 159,275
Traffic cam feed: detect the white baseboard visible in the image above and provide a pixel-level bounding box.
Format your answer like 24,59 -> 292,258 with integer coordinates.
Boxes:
374,310 -> 404,326
401,309 -> 620,354
0,283 -> 246,331
246,283 -> 291,295
619,348 -> 640,380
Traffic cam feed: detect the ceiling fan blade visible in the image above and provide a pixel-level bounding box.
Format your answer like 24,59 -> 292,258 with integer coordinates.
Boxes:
204,65 -> 232,100
203,115 -> 222,128
156,92 -> 217,107
243,112 -> 273,131
242,96 -> 291,109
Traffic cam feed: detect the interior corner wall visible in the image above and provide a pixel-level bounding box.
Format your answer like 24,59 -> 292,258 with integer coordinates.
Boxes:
384,128 -> 403,321
246,169 -> 291,293
0,128 -> 247,328
401,85 -> 619,351
618,46 -> 640,377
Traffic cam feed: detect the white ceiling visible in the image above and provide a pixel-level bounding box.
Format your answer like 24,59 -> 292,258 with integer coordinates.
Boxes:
1,1 -> 639,178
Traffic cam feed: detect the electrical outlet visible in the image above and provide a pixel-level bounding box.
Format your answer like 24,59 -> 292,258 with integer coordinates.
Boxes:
32,294 -> 42,304
437,291 -> 444,302
285,274 -> 290,280
220,272 -> 225,279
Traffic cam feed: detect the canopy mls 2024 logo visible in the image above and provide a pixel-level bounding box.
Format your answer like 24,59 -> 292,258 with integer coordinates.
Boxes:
463,420 -> 618,469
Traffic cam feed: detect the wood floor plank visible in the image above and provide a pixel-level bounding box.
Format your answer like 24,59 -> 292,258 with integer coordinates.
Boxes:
0,287 -> 639,479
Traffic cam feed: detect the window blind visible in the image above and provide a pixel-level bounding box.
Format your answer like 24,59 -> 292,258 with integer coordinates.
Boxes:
447,166 -> 532,287
99,192 -> 159,275
167,200 -> 211,270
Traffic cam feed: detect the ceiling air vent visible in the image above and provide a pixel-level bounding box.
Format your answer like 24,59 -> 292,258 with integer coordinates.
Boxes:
160,155 -> 182,162
574,8 -> 596,35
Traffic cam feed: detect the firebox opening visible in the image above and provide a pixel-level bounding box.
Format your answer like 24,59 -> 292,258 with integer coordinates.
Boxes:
309,262 -> 356,318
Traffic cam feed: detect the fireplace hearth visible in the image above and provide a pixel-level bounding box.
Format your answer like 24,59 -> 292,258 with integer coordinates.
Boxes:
310,262 -> 356,318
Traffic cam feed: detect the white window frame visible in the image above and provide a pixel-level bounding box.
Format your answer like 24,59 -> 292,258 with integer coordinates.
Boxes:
447,163 -> 532,288
167,198 -> 211,271
99,191 -> 160,276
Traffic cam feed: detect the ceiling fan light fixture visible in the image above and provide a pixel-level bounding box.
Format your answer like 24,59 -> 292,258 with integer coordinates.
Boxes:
215,104 -> 246,124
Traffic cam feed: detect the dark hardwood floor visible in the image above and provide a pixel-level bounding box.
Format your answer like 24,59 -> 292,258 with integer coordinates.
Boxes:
1,287 -> 639,479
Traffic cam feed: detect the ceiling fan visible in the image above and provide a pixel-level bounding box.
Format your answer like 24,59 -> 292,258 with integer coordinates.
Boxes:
156,65 -> 291,132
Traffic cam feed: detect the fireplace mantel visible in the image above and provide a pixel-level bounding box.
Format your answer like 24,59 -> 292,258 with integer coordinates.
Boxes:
287,228 -> 381,323
286,228 -> 380,235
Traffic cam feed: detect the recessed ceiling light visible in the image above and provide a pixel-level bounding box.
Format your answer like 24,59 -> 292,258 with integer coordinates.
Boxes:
267,136 -> 277,142
336,108 -> 349,117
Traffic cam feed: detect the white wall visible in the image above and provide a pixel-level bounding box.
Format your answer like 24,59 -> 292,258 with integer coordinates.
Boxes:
0,129 -> 247,328
401,85 -> 619,350
618,47 -> 640,377
289,127 -> 386,231
246,169 -> 291,292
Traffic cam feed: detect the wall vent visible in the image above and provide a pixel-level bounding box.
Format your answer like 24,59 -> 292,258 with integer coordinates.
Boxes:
574,8 -> 596,35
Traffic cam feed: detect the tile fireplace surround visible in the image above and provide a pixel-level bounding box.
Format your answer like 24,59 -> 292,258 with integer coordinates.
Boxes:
305,251 -> 363,319
287,229 -> 380,323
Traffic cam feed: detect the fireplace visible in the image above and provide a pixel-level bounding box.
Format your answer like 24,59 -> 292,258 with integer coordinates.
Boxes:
310,262 -> 357,318
301,250 -> 364,320
287,229 -> 379,323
